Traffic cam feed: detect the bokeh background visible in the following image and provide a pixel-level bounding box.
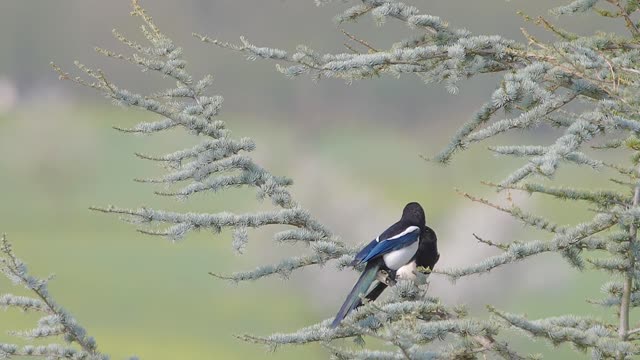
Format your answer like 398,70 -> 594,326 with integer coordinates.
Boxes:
0,1 -> 627,358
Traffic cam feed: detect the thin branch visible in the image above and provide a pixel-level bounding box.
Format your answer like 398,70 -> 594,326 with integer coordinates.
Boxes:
608,0 -> 640,36
618,164 -> 640,354
340,29 -> 379,53
473,233 -> 508,251
628,327 -> 640,336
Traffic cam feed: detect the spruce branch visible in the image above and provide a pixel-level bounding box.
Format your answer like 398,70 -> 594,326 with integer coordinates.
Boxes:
456,189 -> 565,233
236,278 -> 523,359
54,0 -> 346,281
40,0 -> 640,359
202,0 -> 640,358
607,0 -> 640,36
438,212 -> 618,280
0,234 -> 110,360
486,182 -> 631,208
490,306 -> 638,358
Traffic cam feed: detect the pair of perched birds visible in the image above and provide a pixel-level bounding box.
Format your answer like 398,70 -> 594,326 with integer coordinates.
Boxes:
331,202 -> 439,328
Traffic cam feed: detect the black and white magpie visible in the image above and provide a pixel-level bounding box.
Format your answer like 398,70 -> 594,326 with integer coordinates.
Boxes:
330,202 -> 439,328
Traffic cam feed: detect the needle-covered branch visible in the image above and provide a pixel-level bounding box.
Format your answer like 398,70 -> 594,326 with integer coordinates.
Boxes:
0,235 -> 112,360
53,0 -> 347,281
439,212 -> 618,280
205,0 -> 639,179
45,0 -> 640,359
209,2 -> 640,355
237,279 -> 523,359
490,307 -> 638,358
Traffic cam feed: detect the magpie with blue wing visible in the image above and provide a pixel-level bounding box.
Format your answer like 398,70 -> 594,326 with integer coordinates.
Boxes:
330,202 -> 439,328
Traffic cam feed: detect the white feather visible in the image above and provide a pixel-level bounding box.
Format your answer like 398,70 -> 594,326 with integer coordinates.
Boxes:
387,225 -> 419,240
383,240 -> 419,270
396,261 -> 417,279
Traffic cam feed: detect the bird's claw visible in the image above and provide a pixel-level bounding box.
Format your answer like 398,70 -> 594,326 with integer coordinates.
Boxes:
377,270 -> 397,286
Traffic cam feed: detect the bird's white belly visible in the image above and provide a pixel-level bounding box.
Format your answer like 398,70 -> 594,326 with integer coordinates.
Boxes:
383,240 -> 419,270
396,261 -> 417,279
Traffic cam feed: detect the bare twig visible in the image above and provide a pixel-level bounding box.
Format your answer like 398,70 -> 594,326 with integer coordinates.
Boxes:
340,29 -> 379,53
473,233 -> 508,251
607,0 -> 640,36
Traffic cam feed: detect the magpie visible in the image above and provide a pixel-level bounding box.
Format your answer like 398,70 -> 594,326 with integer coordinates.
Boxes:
330,202 -> 439,328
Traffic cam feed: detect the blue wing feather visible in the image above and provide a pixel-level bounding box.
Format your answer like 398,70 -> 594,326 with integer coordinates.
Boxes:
360,231 -> 419,263
351,239 -> 378,266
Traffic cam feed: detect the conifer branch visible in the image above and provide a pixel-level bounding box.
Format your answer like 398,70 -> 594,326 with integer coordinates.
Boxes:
487,182 -> 631,208
607,0 -> 640,36
237,279 -> 523,359
35,0 -> 640,359
54,0 -> 345,281
202,0 -> 640,357
0,235 -> 110,360
439,212 -> 618,279
618,164 -> 640,355
456,189 -> 565,233
490,306 -> 638,358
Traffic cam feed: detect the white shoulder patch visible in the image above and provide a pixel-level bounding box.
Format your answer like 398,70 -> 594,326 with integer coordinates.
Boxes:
387,225 -> 420,240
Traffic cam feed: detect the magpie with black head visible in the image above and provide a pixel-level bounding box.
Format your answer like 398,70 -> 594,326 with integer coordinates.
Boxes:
330,202 -> 439,328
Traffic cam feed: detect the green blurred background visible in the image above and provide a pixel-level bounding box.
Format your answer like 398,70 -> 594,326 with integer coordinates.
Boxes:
0,1 -> 629,358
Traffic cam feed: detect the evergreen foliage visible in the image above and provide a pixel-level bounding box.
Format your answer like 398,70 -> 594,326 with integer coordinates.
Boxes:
51,1 -> 348,283
1,0 -> 640,359
0,235 -> 112,359
196,0 -> 640,358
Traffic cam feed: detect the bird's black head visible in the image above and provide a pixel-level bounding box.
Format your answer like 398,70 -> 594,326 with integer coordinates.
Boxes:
401,202 -> 426,227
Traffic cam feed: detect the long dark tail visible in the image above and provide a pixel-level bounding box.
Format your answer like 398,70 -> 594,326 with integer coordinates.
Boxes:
330,261 -> 380,328
355,282 -> 387,309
